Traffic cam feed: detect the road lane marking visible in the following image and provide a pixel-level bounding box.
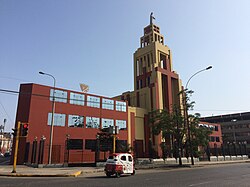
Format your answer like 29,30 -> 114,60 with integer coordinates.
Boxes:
242,174 -> 250,177
189,181 -> 212,186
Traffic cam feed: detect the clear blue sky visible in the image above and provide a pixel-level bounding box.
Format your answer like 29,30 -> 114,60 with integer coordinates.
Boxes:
1,0 -> 250,131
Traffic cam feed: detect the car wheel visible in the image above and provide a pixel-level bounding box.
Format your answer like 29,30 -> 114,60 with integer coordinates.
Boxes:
131,170 -> 135,175
115,172 -> 120,178
106,172 -> 112,177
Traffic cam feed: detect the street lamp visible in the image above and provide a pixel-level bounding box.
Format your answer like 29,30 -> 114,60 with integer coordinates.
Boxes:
185,66 -> 212,89
39,71 -> 56,165
184,66 -> 212,165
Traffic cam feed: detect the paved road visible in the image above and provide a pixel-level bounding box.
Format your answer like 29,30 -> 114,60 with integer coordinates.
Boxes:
0,163 -> 249,187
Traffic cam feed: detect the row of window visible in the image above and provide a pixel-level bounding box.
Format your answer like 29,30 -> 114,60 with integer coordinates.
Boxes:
136,53 -> 153,76
136,77 -> 150,90
222,124 -> 250,130
50,89 -> 126,112
199,124 -> 219,131
47,113 -> 127,130
140,32 -> 163,48
210,136 -> 220,142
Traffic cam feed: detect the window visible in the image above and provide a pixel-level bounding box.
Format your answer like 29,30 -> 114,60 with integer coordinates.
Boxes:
67,139 -> 83,150
136,80 -> 139,90
116,101 -> 126,112
210,136 -> 215,142
155,34 -> 157,41
151,53 -> 153,64
147,77 -> 150,86
70,92 -> 84,106
140,58 -> 143,75
128,155 -> 132,162
48,113 -> 66,126
121,155 -> 126,161
68,115 -> 84,128
116,120 -> 127,130
216,137 -> 220,142
147,54 -> 150,67
102,118 -> 114,129
140,80 -> 143,89
85,139 -> 96,151
50,89 -> 67,103
214,126 -> 218,131
87,95 -> 100,108
160,60 -> 164,69
86,117 -> 100,128
136,59 -> 140,76
102,98 -> 114,110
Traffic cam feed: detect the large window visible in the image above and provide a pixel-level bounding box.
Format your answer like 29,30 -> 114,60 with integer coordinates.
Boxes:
101,118 -> 114,129
85,139 -> 96,151
102,98 -> 114,110
87,95 -> 100,108
116,120 -> 127,130
68,115 -> 84,128
136,59 -> 140,76
116,101 -> 126,112
70,92 -> 84,106
50,89 -> 67,103
86,117 -> 100,129
48,113 -> 66,126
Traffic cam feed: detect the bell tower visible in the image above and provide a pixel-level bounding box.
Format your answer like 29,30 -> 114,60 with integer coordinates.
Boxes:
133,12 -> 181,112
117,13 -> 183,158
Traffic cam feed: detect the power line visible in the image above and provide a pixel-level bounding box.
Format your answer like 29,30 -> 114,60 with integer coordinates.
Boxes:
0,88 -> 126,106
0,75 -> 30,82
0,99 -> 13,123
0,88 -> 248,112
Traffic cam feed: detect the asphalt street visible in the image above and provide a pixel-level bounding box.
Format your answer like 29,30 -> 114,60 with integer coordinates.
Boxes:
0,163 -> 249,187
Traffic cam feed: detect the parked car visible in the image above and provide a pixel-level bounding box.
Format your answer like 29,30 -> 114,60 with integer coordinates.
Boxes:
0,153 -> 4,157
104,153 -> 135,178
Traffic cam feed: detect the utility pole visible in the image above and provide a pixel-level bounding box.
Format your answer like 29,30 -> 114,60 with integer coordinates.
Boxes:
12,121 -> 21,173
185,66 -> 212,165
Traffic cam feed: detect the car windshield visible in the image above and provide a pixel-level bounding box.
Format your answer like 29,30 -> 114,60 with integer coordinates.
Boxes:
108,155 -> 118,161
108,156 -> 114,159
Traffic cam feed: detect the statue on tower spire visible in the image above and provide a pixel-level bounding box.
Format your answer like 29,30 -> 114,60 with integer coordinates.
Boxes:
150,12 -> 155,25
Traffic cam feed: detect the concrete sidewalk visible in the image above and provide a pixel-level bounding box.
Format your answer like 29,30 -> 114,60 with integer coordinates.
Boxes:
0,159 -> 248,177
0,165 -> 104,177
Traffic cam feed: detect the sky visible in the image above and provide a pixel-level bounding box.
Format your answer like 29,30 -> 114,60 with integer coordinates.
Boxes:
0,0 -> 250,131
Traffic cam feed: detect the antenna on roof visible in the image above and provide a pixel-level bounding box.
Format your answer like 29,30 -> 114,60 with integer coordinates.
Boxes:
80,83 -> 89,93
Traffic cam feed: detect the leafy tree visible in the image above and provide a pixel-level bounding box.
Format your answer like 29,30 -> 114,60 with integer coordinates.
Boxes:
149,89 -> 212,165
188,113 -> 212,157
149,105 -> 186,166
183,89 -> 212,159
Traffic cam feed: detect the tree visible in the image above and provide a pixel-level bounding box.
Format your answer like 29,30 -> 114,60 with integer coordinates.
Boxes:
149,105 -> 186,166
183,89 -> 212,159
149,89 -> 212,165
188,113 -> 212,157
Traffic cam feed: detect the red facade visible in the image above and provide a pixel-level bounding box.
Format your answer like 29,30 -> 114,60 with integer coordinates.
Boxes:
14,83 -> 130,165
199,122 -> 223,148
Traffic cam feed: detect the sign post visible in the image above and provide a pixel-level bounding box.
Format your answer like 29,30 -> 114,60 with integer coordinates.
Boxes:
12,121 -> 21,173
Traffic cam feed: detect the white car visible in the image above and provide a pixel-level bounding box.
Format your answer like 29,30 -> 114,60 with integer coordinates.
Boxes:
104,153 -> 135,178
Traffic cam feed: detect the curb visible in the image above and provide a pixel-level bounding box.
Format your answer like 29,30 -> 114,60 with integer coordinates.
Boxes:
0,169 -> 105,177
0,170 -> 83,177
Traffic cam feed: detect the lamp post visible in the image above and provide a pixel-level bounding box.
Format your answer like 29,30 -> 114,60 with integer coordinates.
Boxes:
39,71 -> 56,165
184,66 -> 212,165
